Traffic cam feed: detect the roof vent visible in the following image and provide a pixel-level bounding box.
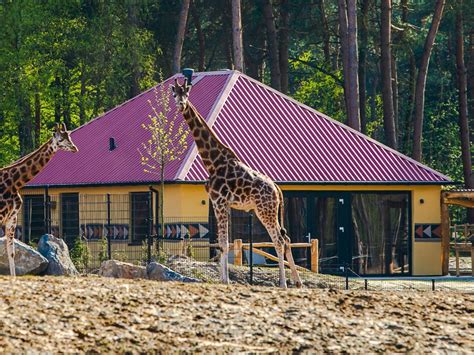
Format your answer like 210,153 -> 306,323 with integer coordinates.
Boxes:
182,68 -> 194,84
109,137 -> 117,151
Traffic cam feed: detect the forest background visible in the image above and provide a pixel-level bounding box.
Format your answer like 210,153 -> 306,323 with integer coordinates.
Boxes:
0,0 -> 472,200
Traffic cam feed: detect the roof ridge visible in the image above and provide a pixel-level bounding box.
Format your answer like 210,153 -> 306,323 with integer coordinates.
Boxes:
175,71 -> 240,180
237,73 -> 451,182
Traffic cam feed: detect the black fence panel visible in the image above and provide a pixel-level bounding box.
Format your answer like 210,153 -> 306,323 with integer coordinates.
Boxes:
10,189 -> 474,292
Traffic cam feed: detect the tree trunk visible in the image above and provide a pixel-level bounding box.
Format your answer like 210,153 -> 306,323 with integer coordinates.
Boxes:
403,52 -> 417,154
191,1 -> 205,72
172,0 -> 191,74
412,0 -> 446,161
346,0 -> 360,131
318,0 -> 330,65
455,6 -> 474,222
279,0 -> 289,93
467,33 -> 474,144
380,0 -> 397,148
34,88 -> 40,148
358,0 -> 371,134
54,75 -> 61,124
339,0 -> 360,131
62,72 -> 71,129
391,54 -> 399,140
127,1 -> 140,97
338,0 -> 349,113
231,0 -> 244,72
262,0 -> 281,90
79,63 -> 87,125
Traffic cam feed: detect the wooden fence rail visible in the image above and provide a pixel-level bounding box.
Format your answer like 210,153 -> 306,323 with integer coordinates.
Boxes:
233,239 -> 319,273
194,239 -> 319,273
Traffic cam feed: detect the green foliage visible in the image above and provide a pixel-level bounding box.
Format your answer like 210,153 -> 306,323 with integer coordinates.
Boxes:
138,81 -> 188,174
70,237 -> 91,272
98,236 -> 109,264
291,52 -> 345,122
0,0 -> 470,208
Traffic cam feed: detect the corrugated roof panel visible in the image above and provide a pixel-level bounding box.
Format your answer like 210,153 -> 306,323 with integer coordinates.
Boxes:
184,74 -> 450,183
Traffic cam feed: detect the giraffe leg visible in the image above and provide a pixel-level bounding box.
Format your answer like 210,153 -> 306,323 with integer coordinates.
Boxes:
5,215 -> 18,277
283,236 -> 303,288
266,226 -> 288,288
214,205 -> 230,284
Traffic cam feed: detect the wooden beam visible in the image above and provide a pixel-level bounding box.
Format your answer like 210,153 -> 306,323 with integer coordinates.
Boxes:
311,239 -> 319,273
241,242 -> 311,248
443,198 -> 474,208
242,246 -> 308,272
234,239 -> 242,266
441,196 -> 450,275
443,191 -> 474,199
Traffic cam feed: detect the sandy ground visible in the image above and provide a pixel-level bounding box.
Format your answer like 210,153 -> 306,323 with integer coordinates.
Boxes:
0,276 -> 472,353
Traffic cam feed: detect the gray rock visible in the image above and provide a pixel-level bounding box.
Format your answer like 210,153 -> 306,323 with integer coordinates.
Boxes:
0,237 -> 48,275
37,234 -> 78,276
99,260 -> 146,279
146,262 -> 200,282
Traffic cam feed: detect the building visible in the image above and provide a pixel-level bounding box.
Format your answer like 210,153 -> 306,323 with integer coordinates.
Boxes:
19,70 -> 452,276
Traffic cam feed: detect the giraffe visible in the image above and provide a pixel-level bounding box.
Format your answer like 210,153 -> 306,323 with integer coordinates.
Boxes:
172,78 -> 302,288
0,123 -> 78,276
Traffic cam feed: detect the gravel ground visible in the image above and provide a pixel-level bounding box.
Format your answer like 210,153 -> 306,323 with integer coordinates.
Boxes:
0,276 -> 472,353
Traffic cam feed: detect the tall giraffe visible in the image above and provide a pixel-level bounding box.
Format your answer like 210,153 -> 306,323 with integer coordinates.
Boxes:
172,78 -> 302,288
0,123 -> 78,276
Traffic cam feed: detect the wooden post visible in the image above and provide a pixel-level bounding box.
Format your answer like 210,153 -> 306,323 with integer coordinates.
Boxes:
310,239 -> 319,273
234,239 -> 242,266
441,192 -> 450,275
471,243 -> 474,277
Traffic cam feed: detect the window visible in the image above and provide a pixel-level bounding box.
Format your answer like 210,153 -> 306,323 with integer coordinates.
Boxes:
61,193 -> 79,247
130,192 -> 150,243
22,195 -> 45,244
351,193 -> 410,275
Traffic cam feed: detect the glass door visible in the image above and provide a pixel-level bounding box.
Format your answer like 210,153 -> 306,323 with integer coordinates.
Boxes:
284,192 -> 351,273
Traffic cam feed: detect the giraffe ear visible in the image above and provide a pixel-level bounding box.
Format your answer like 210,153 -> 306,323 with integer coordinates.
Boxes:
60,123 -> 67,132
54,123 -> 60,133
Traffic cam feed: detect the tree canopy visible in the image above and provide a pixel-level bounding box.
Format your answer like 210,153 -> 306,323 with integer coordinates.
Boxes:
0,0 -> 472,187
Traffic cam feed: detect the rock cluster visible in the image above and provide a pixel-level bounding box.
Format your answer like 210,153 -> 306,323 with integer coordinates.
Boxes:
98,259 -> 199,283
0,234 -> 76,276
0,238 -> 48,275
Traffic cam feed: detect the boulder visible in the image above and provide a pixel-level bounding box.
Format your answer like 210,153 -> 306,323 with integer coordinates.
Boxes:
0,237 -> 48,275
99,260 -> 146,279
37,234 -> 78,276
146,262 -> 200,283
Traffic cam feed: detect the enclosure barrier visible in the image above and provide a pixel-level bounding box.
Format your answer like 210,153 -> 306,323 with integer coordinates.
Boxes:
230,238 -> 319,273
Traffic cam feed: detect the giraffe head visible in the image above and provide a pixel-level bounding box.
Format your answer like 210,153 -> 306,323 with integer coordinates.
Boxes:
171,78 -> 192,112
52,123 -> 78,153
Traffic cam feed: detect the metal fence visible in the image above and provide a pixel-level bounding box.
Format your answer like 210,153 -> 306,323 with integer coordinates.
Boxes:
6,189 -> 474,292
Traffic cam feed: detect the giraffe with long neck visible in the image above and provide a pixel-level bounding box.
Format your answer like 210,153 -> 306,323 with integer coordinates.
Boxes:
172,78 -> 302,288
0,123 -> 78,276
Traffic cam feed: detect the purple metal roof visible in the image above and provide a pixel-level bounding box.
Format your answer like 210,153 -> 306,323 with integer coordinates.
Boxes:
184,74 -> 450,183
29,70 -> 451,187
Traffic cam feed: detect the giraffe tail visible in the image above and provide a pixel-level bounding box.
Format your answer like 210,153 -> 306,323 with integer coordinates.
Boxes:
277,186 -> 291,249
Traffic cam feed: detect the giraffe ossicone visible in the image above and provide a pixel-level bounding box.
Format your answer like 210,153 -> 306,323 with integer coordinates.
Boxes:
0,123 -> 78,277
172,77 -> 302,288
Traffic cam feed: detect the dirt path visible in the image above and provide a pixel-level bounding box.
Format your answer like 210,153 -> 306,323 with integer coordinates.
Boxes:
0,276 -> 472,353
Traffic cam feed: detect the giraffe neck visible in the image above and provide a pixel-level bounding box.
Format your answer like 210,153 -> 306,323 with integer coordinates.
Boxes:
4,138 -> 58,192
183,102 -> 239,174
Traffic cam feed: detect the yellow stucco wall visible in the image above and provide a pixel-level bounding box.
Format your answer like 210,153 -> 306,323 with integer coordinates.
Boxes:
21,182 -> 443,275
